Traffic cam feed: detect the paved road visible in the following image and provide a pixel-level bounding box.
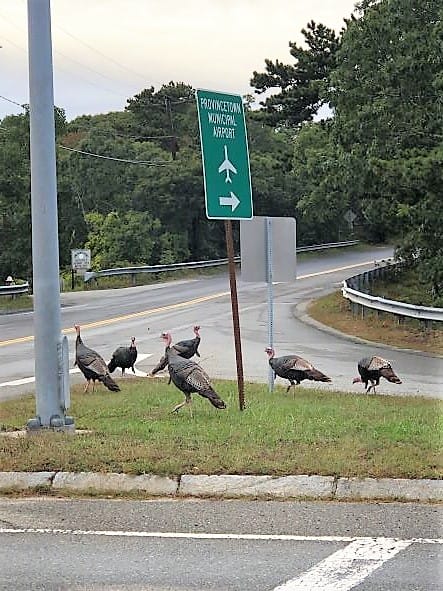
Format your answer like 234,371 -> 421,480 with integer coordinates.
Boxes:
1,245 -> 441,401
0,248 -> 442,589
0,497 -> 441,590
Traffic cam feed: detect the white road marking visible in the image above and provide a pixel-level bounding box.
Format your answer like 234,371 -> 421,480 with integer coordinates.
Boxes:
297,260 -> 376,280
272,537 -> 412,591
0,256 -> 394,390
0,529 -> 437,588
0,257 -> 381,350
0,354 -> 152,388
0,529 -> 440,545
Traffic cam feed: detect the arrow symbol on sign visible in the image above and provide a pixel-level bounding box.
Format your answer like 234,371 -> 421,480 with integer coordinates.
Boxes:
219,192 -> 240,212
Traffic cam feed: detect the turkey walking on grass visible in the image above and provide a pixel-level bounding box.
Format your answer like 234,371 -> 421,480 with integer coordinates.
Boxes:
149,325 -> 201,377
265,347 -> 332,393
74,325 -> 120,393
108,336 -> 137,376
353,355 -> 402,394
162,332 -> 226,416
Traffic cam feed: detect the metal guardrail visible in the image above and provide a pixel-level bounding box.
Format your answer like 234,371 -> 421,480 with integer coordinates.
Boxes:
296,240 -> 359,252
342,262 -> 443,323
83,258 -> 233,283
83,240 -> 360,283
0,282 -> 29,296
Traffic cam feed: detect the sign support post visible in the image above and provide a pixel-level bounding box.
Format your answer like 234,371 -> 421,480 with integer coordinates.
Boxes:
224,220 -> 245,410
196,89 -> 253,410
265,218 -> 275,392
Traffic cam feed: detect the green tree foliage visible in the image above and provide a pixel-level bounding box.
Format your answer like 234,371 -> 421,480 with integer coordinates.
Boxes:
85,210 -> 161,269
292,122 -> 353,243
0,107 -> 67,280
328,0 -> 443,297
0,113 -> 31,280
246,113 -> 295,218
126,81 -> 198,158
1,3 -> 441,306
250,21 -> 341,127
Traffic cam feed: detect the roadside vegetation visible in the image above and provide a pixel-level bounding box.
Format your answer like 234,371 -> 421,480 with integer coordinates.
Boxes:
0,379 -> 441,480
0,294 -> 33,313
1,1 -> 441,304
369,266 -> 442,308
309,291 -> 443,356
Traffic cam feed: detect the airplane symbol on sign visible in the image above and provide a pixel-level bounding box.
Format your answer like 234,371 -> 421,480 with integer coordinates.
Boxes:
218,145 -> 237,183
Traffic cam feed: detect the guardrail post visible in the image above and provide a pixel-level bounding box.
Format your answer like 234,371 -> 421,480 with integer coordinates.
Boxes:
342,262 -> 443,325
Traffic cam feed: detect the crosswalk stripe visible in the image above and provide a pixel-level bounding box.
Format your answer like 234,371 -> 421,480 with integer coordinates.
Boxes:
272,537 -> 412,591
0,354 -> 152,388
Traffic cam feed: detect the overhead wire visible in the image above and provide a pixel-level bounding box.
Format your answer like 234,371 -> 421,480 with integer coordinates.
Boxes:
0,94 -> 25,109
0,91 -> 178,166
0,10 -> 143,106
53,24 -> 157,86
58,144 -> 174,165
0,9 -> 199,122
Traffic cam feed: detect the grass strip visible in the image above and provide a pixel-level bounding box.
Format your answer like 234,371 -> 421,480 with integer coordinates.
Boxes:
308,291 -> 443,356
1,379 -> 441,480
0,295 -> 33,313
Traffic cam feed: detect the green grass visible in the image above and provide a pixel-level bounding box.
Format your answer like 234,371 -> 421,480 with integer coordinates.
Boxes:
0,294 -> 33,313
309,291 -> 443,355
1,379 -> 441,479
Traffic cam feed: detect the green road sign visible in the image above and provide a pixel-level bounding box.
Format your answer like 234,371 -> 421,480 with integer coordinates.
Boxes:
196,89 -> 253,220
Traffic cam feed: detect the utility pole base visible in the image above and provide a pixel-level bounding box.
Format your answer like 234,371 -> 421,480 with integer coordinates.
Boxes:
26,415 -> 75,433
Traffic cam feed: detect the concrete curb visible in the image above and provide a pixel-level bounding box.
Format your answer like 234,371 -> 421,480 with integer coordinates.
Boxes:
0,472 -> 441,502
294,297 -> 443,359
52,472 -> 178,495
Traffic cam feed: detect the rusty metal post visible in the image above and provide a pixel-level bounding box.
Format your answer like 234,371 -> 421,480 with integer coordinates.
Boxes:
224,220 -> 245,410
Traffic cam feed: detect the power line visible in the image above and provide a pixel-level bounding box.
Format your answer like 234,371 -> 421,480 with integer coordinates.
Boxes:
54,24 -> 157,87
58,144 -> 173,165
0,11 -> 139,103
0,94 -> 25,109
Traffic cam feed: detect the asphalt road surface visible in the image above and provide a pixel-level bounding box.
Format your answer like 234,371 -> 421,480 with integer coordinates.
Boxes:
0,245 -> 441,401
0,247 -> 442,589
0,497 -> 441,590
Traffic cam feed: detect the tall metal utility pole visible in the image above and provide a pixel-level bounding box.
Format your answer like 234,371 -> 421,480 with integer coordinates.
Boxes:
26,0 -> 72,430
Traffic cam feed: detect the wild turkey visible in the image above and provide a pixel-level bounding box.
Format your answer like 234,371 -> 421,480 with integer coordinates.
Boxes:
265,347 -> 332,393
161,332 -> 226,415
149,325 -> 201,377
108,336 -> 137,376
74,325 -> 120,393
353,355 -> 402,394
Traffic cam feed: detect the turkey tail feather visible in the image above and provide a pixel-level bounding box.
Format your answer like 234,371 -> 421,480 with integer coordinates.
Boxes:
380,367 -> 402,384
107,358 -> 117,373
102,375 -> 120,392
198,389 -> 226,409
307,369 -> 332,383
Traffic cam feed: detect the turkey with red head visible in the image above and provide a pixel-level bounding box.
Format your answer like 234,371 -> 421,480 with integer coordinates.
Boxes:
149,325 -> 201,377
353,355 -> 402,394
161,331 -> 225,415
265,347 -> 331,393
74,325 -> 120,393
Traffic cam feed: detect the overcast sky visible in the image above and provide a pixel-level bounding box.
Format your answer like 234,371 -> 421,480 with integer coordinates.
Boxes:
1,0 -> 357,122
